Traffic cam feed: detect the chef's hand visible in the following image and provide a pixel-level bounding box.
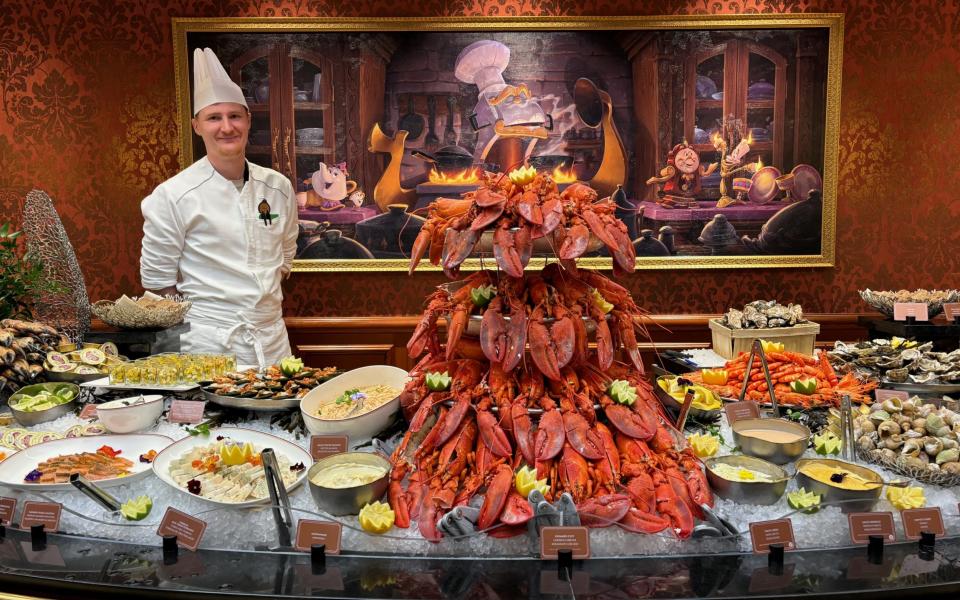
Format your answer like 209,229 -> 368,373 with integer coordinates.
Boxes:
281,267 -> 292,280
147,285 -> 179,297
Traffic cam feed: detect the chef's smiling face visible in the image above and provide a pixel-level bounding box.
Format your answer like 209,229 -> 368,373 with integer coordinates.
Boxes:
192,102 -> 250,161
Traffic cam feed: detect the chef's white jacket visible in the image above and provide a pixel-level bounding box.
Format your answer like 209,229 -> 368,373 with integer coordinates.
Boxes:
140,156 -> 298,366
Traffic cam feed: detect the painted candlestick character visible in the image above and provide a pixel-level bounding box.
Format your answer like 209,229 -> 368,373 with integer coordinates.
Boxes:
646,142 -> 717,208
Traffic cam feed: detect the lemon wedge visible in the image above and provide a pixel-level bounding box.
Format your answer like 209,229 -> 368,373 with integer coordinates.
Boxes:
515,465 -> 549,498
886,486 -> 926,510
508,165 -> 537,186
358,501 -> 396,534
220,442 -> 255,466
687,433 -> 719,458
760,340 -> 785,353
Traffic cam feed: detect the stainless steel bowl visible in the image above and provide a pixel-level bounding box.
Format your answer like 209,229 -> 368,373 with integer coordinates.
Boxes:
704,455 -> 789,505
795,458 -> 883,513
8,382 -> 80,426
732,418 -> 810,465
307,452 -> 390,516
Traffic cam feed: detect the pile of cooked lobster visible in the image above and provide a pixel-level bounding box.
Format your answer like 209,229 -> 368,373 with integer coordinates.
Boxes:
393,266 -> 712,541
409,171 -> 636,278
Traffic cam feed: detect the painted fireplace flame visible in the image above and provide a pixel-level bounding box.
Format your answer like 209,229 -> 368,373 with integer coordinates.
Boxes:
428,168 -> 482,185
551,165 -> 577,184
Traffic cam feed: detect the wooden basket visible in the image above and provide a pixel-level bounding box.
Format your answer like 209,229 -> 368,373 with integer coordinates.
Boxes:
708,319 -> 820,359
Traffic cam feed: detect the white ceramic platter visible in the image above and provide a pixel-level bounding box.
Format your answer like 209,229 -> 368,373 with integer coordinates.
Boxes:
0,434 -> 173,492
151,427 -> 312,508
81,377 -> 198,393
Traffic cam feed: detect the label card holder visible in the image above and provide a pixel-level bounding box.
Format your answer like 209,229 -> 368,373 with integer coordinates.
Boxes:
157,507 -> 207,551
725,401 -> 761,424
901,507 -> 945,540
294,520 -> 342,554
0,497 -> 16,526
874,389 -> 909,403
944,303 -> 960,321
168,400 -> 206,424
749,519 -> 795,553
540,526 -> 590,559
893,302 -> 929,322
19,501 -> 61,532
847,512 -> 895,544
310,435 -> 348,461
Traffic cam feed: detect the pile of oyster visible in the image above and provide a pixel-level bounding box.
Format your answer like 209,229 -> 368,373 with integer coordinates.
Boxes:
854,396 -> 960,481
722,300 -> 805,329
829,340 -> 960,384
859,288 -> 960,318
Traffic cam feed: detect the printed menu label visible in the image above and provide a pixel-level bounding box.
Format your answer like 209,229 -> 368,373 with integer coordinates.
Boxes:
848,512 -> 895,544
901,507 -> 945,540
157,507 -> 207,551
725,401 -> 761,424
79,404 -> 99,420
19,501 -> 61,532
168,400 -> 206,424
893,302 -> 929,321
540,526 -> 590,559
310,435 -> 348,461
874,389 -> 909,403
294,520 -> 342,554
0,497 -> 16,526
749,519 -> 795,553
944,303 -> 960,321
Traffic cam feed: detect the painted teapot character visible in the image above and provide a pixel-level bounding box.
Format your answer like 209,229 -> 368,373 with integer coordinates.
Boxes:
646,142 -> 717,208
306,162 -> 358,211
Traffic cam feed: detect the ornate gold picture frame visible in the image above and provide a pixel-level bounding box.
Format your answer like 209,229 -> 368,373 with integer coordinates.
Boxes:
173,15 -> 842,272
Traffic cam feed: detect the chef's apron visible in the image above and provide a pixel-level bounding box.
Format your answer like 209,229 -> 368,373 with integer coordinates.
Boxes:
180,309 -> 291,369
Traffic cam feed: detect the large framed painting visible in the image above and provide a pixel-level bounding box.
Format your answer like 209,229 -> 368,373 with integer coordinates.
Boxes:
173,15 -> 842,272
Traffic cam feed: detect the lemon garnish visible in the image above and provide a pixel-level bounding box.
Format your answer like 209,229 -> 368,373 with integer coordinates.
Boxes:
515,465 -> 549,498
508,165 -> 537,186
219,442 -> 254,466
359,501 -> 396,534
687,433 -> 719,458
886,486 -> 926,510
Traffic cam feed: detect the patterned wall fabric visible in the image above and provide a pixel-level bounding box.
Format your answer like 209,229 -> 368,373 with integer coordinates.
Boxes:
0,1 -> 956,317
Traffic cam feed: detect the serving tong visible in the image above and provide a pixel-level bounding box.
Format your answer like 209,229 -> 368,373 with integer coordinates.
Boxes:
737,338 -> 780,417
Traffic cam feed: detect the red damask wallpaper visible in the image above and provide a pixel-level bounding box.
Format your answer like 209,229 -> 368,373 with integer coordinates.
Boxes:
0,1 -> 956,317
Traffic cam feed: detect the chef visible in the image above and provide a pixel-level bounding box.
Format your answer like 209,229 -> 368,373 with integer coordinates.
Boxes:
140,48 -> 298,368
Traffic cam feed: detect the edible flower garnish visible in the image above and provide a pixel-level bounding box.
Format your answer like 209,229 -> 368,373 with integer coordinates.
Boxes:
290,462 -> 306,472
25,469 -> 43,482
608,380 -> 637,406
191,454 -> 220,473
186,478 -> 202,495
139,450 -> 158,463
98,445 -> 121,458
336,389 -> 366,405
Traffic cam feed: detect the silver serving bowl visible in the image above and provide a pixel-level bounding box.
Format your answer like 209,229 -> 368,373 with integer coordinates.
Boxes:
7,382 -> 80,427
732,418 -> 810,465
704,455 -> 789,505
307,451 -> 390,516
795,458 -> 883,513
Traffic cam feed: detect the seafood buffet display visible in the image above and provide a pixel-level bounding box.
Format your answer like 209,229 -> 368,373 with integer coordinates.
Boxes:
829,339 -> 960,385
859,288 -> 960,318
721,300 -> 807,329
202,364 -> 339,400
0,318 -> 71,394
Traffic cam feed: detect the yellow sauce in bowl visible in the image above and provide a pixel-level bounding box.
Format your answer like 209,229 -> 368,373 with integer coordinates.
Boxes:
738,428 -> 805,444
310,463 -> 387,489
799,463 -> 878,491
710,463 -> 775,483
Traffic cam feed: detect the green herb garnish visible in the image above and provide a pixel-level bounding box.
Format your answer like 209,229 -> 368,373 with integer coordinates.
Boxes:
185,422 -> 211,437
336,389 -> 362,405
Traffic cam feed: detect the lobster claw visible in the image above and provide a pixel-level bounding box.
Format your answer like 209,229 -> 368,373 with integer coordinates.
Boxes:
477,464 -> 513,530
534,409 -> 565,460
604,403 -> 657,440
577,493 -> 632,528
562,412 -> 604,460
480,300 -> 508,364
493,226 -> 524,278
501,306 -> 527,372
559,223 -> 590,259
477,409 -> 512,457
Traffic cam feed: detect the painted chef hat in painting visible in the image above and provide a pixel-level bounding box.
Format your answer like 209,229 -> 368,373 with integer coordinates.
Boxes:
455,40 -> 510,95
193,48 -> 248,115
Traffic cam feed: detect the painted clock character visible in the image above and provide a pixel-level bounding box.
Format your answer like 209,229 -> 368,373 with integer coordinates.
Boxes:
646,142 -> 717,207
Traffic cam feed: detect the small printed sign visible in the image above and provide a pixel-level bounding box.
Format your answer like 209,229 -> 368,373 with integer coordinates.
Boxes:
0,497 -> 16,526
540,526 -> 590,559
748,563 -> 796,593
874,389 -> 909,403
310,435 -> 348,461
157,507 -> 207,551
725,401 -> 761,424
893,302 -> 929,322
294,520 -> 342,554
943,303 -> 960,321
749,519 -> 795,553
79,404 -> 99,420
901,507 -> 945,540
19,501 -> 61,532
539,570 -> 592,595
168,400 -> 206,424
848,512 -> 896,544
